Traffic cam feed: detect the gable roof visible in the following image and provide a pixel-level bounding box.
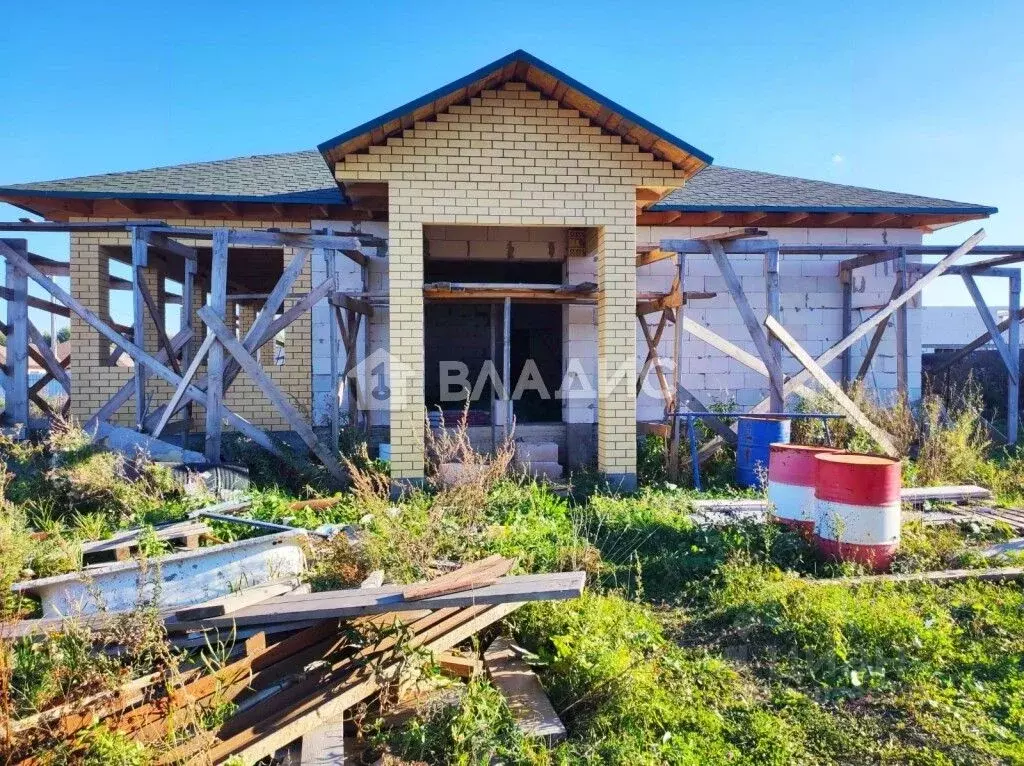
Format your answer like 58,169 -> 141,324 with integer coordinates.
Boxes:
652,165 -> 997,217
0,150 -> 343,206
317,49 -> 713,174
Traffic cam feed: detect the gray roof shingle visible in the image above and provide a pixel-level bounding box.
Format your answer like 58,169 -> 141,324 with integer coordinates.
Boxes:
0,152 -> 996,218
652,165 -> 996,215
0,150 -> 343,205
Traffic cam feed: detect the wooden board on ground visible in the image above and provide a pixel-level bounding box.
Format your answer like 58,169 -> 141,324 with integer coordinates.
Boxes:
402,555 -> 515,601
81,520 -> 210,560
900,485 -> 992,505
822,566 -> 1024,586
484,636 -> 567,745
969,506 -> 1024,532
173,580 -> 304,620
168,572 -> 586,631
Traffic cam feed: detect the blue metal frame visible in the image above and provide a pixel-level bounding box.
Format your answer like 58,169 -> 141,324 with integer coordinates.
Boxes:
673,411 -> 846,490
316,49 -> 714,167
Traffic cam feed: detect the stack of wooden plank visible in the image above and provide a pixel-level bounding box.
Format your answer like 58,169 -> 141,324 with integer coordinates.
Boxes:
4,556 -> 583,764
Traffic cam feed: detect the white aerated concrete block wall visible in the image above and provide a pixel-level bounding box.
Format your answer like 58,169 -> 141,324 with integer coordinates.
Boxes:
634,226 -> 923,420
311,221 -> 389,427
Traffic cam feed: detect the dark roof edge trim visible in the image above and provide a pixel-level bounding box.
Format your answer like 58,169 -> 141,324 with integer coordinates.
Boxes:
0,188 -> 345,205
651,202 -> 999,216
316,49 -> 714,166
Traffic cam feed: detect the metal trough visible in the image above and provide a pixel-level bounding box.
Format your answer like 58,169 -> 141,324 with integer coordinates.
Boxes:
12,530 -> 307,617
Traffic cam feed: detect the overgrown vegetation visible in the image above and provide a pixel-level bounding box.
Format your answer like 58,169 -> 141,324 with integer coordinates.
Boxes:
2,391 -> 1023,764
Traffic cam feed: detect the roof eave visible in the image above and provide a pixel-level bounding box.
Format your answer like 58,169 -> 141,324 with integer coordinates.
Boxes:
649,202 -> 999,216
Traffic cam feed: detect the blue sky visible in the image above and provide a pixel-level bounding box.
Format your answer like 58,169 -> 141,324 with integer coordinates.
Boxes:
1,0 -> 1022,316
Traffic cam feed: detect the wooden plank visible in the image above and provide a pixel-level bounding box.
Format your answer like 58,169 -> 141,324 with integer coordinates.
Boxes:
855,279 -> 902,382
0,241 -> 283,458
698,228 -> 988,458
708,241 -> 786,405
331,292 -> 374,316
170,572 -> 585,631
437,651 -> 482,678
931,307 -> 1024,374
300,720 -> 347,765
838,249 -> 901,273
895,249 -> 910,396
1009,274 -> 1021,444
900,485 -> 992,504
0,287 -> 70,317
85,329 -> 191,429
635,248 -> 678,268
199,307 -> 348,484
961,272 -> 1017,380
840,272 -> 853,386
219,603 -> 526,765
484,636 -> 566,745
691,227 -> 767,242
137,272 -> 181,375
402,555 -> 514,601
324,248 -> 340,454
80,520 -> 210,557
25,319 -> 71,391
151,332 -> 215,438
131,228 -> 149,429
765,315 -> 898,456
141,229 -> 197,262
821,567 -> 1024,587
174,580 -> 300,620
2,240 -> 29,428
147,247 -> 314,431
205,228 -> 229,462
765,244 -> 783,411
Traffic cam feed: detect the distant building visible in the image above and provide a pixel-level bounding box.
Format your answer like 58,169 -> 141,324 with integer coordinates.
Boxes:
922,306 -> 1014,352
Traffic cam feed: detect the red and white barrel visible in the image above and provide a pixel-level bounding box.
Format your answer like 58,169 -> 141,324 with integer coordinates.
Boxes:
813,453 -> 902,571
767,444 -> 845,535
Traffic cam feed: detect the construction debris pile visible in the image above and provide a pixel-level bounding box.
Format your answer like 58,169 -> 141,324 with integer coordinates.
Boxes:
4,536 -> 582,763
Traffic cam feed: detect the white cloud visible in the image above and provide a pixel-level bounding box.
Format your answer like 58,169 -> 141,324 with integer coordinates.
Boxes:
831,153 -> 845,165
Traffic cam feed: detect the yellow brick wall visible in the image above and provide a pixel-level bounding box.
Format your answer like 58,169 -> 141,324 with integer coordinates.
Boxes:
336,81 -> 686,482
68,217 -> 314,434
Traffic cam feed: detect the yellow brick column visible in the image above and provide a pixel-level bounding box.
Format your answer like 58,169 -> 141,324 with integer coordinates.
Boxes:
596,208 -> 638,490
387,187 -> 426,484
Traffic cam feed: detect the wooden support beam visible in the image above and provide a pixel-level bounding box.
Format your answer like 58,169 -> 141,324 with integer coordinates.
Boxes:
0,240 -> 284,457
839,249 -> 900,273
668,254 -> 686,477
2,239 -> 29,428
931,308 -> 1024,374
1009,274 -> 1020,444
181,258 -> 196,440
151,333 -> 215,439
200,308 -> 347,484
765,244 -> 783,411
0,287 -> 70,317
205,229 -> 229,462
131,228 -> 149,429
138,274 -> 181,375
840,271 -> 853,387
635,248 -> 678,268
766,315 -> 898,456
692,227 -> 767,242
324,247 -> 340,451
961,272 -> 1018,383
330,292 -> 374,316
141,229 -> 197,262
504,297 -> 512,439
26,320 -> 71,392
895,248 -> 909,397
86,330 -> 190,429
855,280 -> 902,383
707,240 -> 786,405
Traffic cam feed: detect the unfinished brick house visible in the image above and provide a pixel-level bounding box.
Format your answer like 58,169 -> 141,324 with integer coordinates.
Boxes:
0,50 -> 1000,488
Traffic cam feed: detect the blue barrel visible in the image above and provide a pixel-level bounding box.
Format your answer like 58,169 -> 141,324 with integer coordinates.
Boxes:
736,416 -> 791,488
